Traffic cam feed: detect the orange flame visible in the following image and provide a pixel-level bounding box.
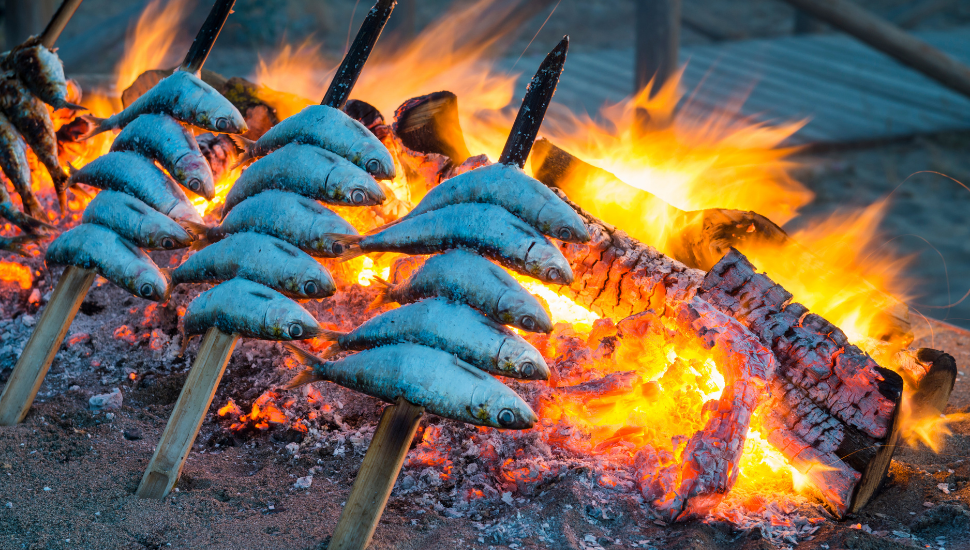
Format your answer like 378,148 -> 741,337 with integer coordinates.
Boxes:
115,0 -> 191,93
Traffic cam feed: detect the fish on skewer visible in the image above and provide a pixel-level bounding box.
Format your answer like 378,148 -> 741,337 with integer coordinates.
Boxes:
221,143 -> 386,216
80,71 -> 247,138
67,151 -> 204,225
373,249 -> 553,333
389,163 -> 590,243
0,71 -> 70,210
6,37 -> 85,111
0,111 -> 42,218
110,114 -> 215,200
172,232 -> 336,299
81,191 -> 195,250
207,190 -> 358,257
0,234 -> 44,256
182,277 -> 321,340
0,182 -> 51,235
314,297 -> 549,380
330,203 -> 574,285
46,224 -> 171,301
229,105 -> 395,180
285,343 -> 538,429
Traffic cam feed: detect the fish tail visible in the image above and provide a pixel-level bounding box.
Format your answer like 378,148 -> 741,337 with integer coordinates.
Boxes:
227,135 -> 256,169
368,276 -> 394,309
284,368 -> 325,390
0,202 -> 54,235
326,233 -> 366,262
283,343 -> 327,389
1,234 -> 45,256
317,329 -> 346,342
316,342 -> 341,360
179,220 -> 210,239
77,115 -> 109,141
57,101 -> 87,112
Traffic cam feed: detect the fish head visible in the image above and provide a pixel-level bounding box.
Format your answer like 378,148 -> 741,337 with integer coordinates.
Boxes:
475,390 -> 537,429
309,219 -> 359,257
264,300 -> 322,341
495,338 -> 550,380
524,242 -> 575,285
535,201 -> 591,243
168,201 -> 205,227
348,126 -> 396,180
184,73 -> 248,134
141,219 -> 193,250
13,44 -> 67,105
174,152 -> 216,200
496,290 -> 553,333
296,265 -> 337,299
328,165 -> 386,206
129,264 -> 171,303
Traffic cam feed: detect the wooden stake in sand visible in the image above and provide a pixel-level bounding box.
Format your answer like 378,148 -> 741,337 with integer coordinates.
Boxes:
328,398 -> 424,550
0,266 -> 95,426
137,328 -> 238,499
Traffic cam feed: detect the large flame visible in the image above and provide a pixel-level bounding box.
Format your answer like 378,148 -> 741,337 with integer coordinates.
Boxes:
115,0 -> 192,93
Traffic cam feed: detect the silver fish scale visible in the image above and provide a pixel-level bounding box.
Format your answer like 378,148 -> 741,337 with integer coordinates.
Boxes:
332,297 -> 549,379
172,231 -> 335,299
68,151 -> 202,225
387,249 -> 553,333
396,163 -> 590,243
184,278 -> 320,340
309,343 -> 537,428
216,190 -> 357,257
81,191 -> 193,250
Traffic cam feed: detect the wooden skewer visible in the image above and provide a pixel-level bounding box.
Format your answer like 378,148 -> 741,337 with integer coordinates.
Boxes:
40,0 -> 84,49
328,397 -> 424,550
136,328 -> 239,499
321,0 -> 397,109
179,0 -> 236,75
0,266 -> 95,426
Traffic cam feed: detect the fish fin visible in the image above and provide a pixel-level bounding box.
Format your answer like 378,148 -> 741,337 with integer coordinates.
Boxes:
68,183 -> 93,203
179,220 -> 210,239
77,115 -> 109,141
316,342 -> 341,360
325,234 -> 366,262
227,134 -> 254,151
56,101 -> 87,112
317,329 -> 346,342
1,234 -> 45,256
284,368 -> 324,390
177,331 -> 191,358
367,277 -> 395,309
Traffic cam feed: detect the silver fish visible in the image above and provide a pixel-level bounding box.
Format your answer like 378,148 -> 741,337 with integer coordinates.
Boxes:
373,249 -> 552,333
172,232 -> 335,299
68,151 -> 203,225
211,190 -> 358,257
316,297 -> 549,380
0,110 -> 41,218
111,113 -> 215,200
183,277 -> 321,340
332,203 -> 574,285
285,343 -> 537,429
0,71 -> 69,209
8,39 -> 83,110
394,163 -> 590,243
45,223 -> 171,301
81,191 -> 195,250
221,143 -> 386,216
0,234 -> 43,256
81,71 -> 247,138
230,104 -> 395,180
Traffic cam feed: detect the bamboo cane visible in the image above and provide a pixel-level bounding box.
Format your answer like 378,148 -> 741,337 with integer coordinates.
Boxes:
39,0 -> 83,48
136,328 -> 238,499
328,398 -> 424,550
0,266 -> 95,426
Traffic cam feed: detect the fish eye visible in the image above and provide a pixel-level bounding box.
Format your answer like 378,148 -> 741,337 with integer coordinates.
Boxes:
289,323 -> 304,339
497,409 -> 516,427
520,362 -> 536,378
187,178 -> 201,192
139,283 -> 155,298
365,159 -> 381,174
557,227 -> 573,241
331,241 -> 345,255
161,237 -> 175,249
215,118 -> 230,132
304,280 -> 318,296
546,268 -> 561,282
351,189 -> 367,204
520,316 -> 536,331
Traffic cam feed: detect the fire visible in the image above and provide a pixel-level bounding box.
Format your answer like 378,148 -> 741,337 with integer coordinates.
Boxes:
226,391 -> 288,431
115,0 -> 191,93
0,261 -> 32,289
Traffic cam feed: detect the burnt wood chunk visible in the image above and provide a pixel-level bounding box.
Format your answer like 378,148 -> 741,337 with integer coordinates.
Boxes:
393,91 -> 471,165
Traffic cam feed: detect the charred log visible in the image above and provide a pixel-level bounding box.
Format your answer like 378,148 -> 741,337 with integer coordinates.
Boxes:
393,91 -> 472,165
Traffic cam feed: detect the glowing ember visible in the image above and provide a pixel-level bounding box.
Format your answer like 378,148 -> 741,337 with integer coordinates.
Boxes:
228,392 -> 288,431
0,261 -> 32,289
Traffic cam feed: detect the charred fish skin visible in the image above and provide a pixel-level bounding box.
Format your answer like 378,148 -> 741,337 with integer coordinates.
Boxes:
397,163 -> 590,243
221,143 -> 386,215
214,190 -> 358,257
68,151 -> 203,225
172,232 -> 336,300
45,224 -> 171,302
286,343 -> 537,429
183,277 -> 321,340
0,183 -> 50,235
0,234 -> 43,256
8,39 -> 79,110
380,249 -> 553,333
111,114 -> 215,200
0,71 -> 69,206
323,298 -> 549,380
0,110 -> 41,217
236,105 -> 395,180
344,203 -> 574,285
82,71 -> 247,137
81,191 -> 194,251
